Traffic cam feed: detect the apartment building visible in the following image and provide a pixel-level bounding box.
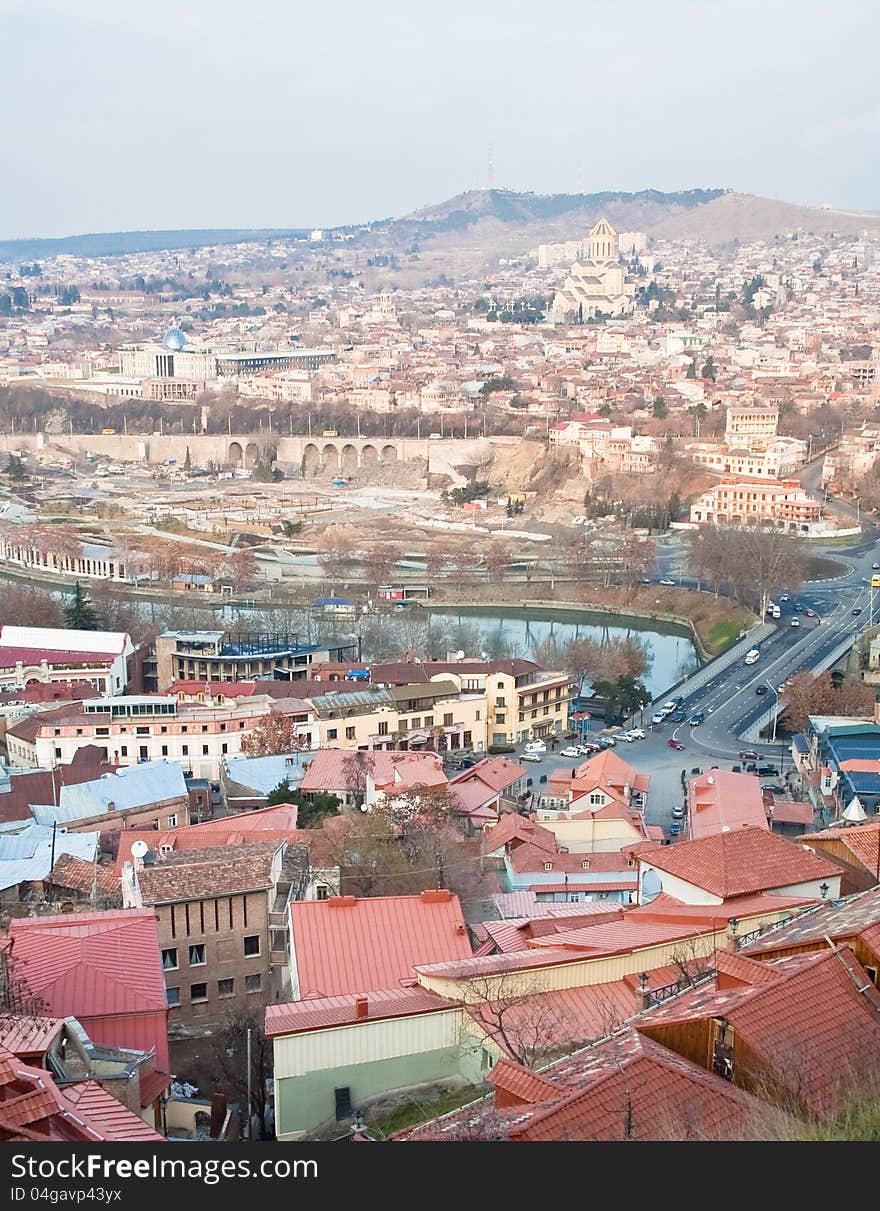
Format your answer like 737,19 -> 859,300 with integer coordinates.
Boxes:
151,631 -> 356,690
690,478 -> 822,533
122,839 -> 308,1030
6,694 -> 317,779
724,405 -> 780,445
0,625 -> 137,695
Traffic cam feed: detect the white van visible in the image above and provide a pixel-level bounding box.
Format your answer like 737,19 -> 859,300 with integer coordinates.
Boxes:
744,648 -> 761,665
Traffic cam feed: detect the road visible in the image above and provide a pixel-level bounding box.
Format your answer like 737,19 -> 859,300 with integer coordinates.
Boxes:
510,508 -> 880,839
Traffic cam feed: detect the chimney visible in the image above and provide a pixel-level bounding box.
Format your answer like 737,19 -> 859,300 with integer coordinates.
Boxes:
106,801 -> 115,812
419,888 -> 453,903
637,972 -> 652,1012
355,996 -> 369,1020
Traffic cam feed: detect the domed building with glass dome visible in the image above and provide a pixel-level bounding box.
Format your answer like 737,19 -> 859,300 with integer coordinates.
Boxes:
162,327 -> 188,352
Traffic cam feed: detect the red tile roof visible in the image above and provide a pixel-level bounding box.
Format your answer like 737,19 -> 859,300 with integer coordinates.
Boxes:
136,841 -> 282,903
289,890 -> 473,998
0,1013 -> 65,1057
481,815 -> 557,856
640,948 -> 880,1114
299,749 -> 447,794
49,855 -> 121,900
266,986 -> 457,1037
802,819 -> 880,876
60,1080 -> 165,1141
640,828 -> 842,898
399,1028 -> 761,1141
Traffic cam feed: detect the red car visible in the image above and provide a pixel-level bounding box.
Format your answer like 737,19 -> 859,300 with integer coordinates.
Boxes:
668,738 -> 686,750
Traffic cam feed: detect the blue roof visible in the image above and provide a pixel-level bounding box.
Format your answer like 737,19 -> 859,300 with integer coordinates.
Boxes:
32,760 -> 187,826
312,597 -> 354,606
222,752 -> 310,796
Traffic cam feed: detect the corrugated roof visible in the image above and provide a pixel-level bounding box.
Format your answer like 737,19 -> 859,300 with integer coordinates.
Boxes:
60,1081 -> 165,1141
266,986 -> 456,1036
35,761 -> 188,826
289,890 -> 473,998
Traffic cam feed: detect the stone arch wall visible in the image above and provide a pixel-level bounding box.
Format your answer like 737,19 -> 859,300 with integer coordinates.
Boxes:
228,441 -> 243,465
245,442 -> 260,468
380,444 -> 397,465
302,443 -> 320,476
341,443 -> 358,475
322,443 -> 340,471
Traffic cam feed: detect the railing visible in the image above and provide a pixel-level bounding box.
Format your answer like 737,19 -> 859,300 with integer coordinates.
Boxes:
735,915 -> 796,949
643,968 -> 715,1007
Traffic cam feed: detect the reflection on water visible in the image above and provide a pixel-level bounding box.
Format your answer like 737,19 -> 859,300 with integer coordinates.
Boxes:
428,606 -> 700,698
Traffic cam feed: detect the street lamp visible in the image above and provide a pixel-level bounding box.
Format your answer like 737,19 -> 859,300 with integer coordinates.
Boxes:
766,679 -> 779,745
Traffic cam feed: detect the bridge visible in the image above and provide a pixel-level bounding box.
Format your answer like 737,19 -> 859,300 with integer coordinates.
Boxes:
0,432 -> 505,481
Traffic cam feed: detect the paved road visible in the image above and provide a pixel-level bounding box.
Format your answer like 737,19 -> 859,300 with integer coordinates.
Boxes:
511,509 -> 880,839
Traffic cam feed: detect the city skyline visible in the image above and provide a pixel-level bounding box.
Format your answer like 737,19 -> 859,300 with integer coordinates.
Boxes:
2,0 -> 879,238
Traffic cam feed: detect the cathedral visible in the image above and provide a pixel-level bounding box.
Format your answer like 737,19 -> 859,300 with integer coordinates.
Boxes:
549,218 -> 637,322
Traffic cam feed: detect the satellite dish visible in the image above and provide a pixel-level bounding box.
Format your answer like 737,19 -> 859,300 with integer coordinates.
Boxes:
455,650 -> 465,660
130,839 -> 149,859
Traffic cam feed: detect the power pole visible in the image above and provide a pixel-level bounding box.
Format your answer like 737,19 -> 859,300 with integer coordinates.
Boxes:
246,1026 -> 253,1140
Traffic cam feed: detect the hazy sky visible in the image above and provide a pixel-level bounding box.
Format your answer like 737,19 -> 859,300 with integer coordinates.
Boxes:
3,0 -> 879,238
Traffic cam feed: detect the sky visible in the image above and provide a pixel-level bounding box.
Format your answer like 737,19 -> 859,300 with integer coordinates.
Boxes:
3,0 -> 879,238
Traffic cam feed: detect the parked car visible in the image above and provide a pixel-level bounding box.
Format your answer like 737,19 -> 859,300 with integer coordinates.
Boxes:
790,618 -> 800,627
739,750 -> 758,761
744,762 -> 757,773
671,805 -> 686,819
662,699 -> 679,712
670,709 -> 687,722
804,608 -> 817,617
732,764 -> 741,773
651,712 -> 666,725
640,576 -> 651,584
779,593 -> 789,602
873,563 -> 879,570
577,743 -> 600,755
755,685 -> 769,696
628,728 -> 646,739
688,712 -> 705,726
744,648 -> 761,665
668,738 -> 686,750
559,746 -> 581,758
597,736 -> 616,748
659,578 -> 676,586
756,764 -> 779,776
762,783 -> 786,795
669,821 -> 683,836
521,752 -> 543,763
616,732 -> 635,742
524,740 -> 546,754
853,607 -> 863,616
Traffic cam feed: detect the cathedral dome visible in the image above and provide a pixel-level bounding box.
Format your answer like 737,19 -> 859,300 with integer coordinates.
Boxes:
162,327 -> 187,351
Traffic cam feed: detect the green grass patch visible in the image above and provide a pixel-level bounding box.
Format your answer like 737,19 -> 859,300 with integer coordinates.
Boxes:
369,1084 -> 484,1137
706,617 -> 742,652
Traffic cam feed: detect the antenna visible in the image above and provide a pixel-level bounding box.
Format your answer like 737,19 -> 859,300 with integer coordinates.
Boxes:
487,141 -> 494,192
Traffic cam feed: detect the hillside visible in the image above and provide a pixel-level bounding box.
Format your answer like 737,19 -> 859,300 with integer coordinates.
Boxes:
649,192 -> 880,244
0,227 -> 309,262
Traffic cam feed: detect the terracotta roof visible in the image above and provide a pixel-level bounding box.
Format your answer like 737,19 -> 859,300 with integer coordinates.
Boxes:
509,844 -> 636,876
289,890 -> 473,997
687,770 -> 770,839
802,819 -> 880,876
136,841 -> 282,903
60,1080 -> 165,1141
0,1013 -> 65,1057
480,907 -> 624,953
481,815 -> 557,856
49,855 -> 121,901
138,1068 -> 172,1108
449,757 -> 526,795
266,986 -> 457,1037
399,1027 -> 761,1141
640,828 -> 842,898
743,885 -> 880,957
639,948 -> 880,1114
299,748 -> 446,794
0,647 -> 117,668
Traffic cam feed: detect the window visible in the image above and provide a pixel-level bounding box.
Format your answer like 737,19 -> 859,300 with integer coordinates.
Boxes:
316,885 -> 329,900
244,935 -> 260,957
424,716 -> 433,727
96,727 -> 109,737
181,744 -> 189,756
120,745 -> 128,757
411,718 -> 421,730
218,978 -> 235,998
190,983 -> 208,1003
167,814 -> 178,828
166,987 -> 180,1007
201,725 -> 208,733
221,742 -> 228,754
327,728 -> 338,741
581,860 -> 590,869
378,721 -> 389,736
589,793 -> 604,806
345,726 -> 355,741
189,943 -> 205,966
543,862 -> 553,871
444,713 -> 453,726
161,745 -> 169,757
245,974 -> 262,994
161,948 -> 178,971
202,744 -> 209,756
54,748 -> 62,759
495,714 -> 505,724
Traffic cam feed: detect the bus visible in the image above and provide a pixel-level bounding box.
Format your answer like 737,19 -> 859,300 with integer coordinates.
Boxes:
871,575 -> 880,589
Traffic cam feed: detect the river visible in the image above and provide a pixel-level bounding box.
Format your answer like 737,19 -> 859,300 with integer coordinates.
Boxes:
425,606 -> 699,697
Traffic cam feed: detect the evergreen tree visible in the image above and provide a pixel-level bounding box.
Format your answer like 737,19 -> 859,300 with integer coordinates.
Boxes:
63,582 -> 99,631
685,360 -> 697,379
5,454 -> 28,482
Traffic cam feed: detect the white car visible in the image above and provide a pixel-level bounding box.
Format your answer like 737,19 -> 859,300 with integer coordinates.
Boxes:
615,732 -> 635,742
524,740 -> 546,754
521,752 -> 543,763
628,728 -> 646,740
559,746 -> 581,758
659,578 -> 676,586
651,712 -> 666,725
790,618 -> 800,627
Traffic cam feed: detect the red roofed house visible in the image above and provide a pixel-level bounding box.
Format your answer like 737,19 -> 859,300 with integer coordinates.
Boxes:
448,756 -> 527,829
396,1026 -> 764,1142
7,909 -> 170,1074
686,770 -> 770,841
637,827 -> 842,906
287,889 -> 473,1000
0,624 -> 137,696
